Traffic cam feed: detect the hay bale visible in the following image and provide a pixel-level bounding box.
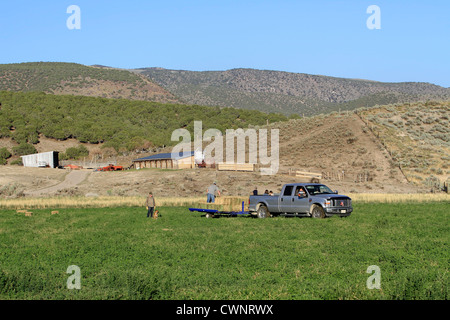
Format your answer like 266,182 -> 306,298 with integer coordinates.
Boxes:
16,209 -> 28,213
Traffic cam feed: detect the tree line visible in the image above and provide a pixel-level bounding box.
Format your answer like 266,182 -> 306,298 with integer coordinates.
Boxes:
0,91 -> 288,154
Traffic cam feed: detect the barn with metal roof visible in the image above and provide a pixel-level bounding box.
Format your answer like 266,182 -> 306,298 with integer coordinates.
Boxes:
132,151 -> 195,170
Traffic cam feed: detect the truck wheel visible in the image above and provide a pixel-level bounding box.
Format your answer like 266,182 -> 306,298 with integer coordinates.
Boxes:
311,205 -> 325,219
257,205 -> 271,218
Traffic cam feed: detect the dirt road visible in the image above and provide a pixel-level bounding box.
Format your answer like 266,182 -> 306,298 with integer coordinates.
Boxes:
24,170 -> 91,197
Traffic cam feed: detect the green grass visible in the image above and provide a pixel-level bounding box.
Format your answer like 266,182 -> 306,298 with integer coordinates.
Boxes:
0,203 -> 448,300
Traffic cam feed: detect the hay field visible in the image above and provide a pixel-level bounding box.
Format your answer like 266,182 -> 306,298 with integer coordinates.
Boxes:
0,202 -> 447,299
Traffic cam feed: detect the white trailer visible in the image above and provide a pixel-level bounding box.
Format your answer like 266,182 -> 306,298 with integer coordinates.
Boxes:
21,151 -> 59,168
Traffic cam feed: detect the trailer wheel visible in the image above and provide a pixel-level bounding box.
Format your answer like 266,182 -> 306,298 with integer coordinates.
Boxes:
205,213 -> 214,219
256,205 -> 271,218
311,205 -> 325,219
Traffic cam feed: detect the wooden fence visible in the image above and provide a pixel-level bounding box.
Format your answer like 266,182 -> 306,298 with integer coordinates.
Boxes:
295,170 -> 322,182
288,169 -> 371,183
321,171 -> 346,182
217,163 -> 255,172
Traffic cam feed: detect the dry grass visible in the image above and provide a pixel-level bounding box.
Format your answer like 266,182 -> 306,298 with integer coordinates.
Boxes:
0,195 -> 248,211
0,193 -> 447,210
348,193 -> 450,203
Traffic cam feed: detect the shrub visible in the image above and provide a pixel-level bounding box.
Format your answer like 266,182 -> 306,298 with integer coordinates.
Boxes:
347,137 -> 358,144
12,143 -> 37,156
424,175 -> 441,191
0,182 -> 24,197
0,147 -> 11,165
59,145 -> 89,160
357,147 -> 368,155
288,114 -> 301,120
10,159 -> 23,166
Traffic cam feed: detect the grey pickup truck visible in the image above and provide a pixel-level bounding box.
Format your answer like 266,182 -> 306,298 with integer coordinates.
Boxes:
249,183 -> 352,218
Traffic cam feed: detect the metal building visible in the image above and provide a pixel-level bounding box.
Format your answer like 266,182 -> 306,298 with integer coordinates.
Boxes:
21,151 -> 60,168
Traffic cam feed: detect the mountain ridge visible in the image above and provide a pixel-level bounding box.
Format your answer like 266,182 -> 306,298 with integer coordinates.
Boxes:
136,67 -> 450,116
1,62 -> 449,117
139,66 -> 450,86
0,62 -> 180,104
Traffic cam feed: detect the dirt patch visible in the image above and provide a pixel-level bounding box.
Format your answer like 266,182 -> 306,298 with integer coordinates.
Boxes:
24,169 -> 91,197
0,167 -> 67,190
1,165 -> 418,200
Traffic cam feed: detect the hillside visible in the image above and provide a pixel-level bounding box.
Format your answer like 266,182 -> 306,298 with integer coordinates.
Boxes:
136,68 -> 450,116
0,62 -> 180,104
357,101 -> 450,189
0,90 -> 287,152
275,101 -> 449,191
3,100 -> 449,197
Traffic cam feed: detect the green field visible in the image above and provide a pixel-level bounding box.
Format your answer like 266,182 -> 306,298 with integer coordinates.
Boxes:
0,203 -> 448,300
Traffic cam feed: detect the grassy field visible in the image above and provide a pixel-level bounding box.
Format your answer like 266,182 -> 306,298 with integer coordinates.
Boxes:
0,202 -> 448,300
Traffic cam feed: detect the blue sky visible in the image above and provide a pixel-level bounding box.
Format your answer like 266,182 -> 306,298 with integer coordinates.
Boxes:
0,0 -> 449,87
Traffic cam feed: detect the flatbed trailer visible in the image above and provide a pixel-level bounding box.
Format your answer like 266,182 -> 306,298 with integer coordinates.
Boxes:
189,201 -> 251,218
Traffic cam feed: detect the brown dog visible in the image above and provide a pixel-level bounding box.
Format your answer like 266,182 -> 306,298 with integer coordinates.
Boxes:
153,210 -> 159,219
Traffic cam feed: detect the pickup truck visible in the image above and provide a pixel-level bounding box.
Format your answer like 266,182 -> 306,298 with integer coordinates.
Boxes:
248,183 -> 352,218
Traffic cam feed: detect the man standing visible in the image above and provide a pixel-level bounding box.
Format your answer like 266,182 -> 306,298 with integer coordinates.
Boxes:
146,192 -> 156,218
206,182 -> 221,203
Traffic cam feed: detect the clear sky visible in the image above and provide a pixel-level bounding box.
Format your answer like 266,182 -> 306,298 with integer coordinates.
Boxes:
0,0 -> 449,87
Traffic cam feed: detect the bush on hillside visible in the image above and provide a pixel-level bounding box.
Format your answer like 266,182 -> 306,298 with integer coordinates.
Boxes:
12,143 -> 37,156
0,147 -> 11,165
59,145 -> 90,160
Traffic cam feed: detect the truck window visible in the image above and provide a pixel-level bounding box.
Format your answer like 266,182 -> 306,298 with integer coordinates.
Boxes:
305,184 -> 333,195
283,185 -> 293,196
296,186 -> 307,197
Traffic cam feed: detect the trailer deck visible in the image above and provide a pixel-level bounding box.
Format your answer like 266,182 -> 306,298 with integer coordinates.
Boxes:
189,201 -> 251,218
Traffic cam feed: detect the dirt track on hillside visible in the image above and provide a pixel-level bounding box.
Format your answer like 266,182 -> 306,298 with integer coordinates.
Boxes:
24,170 -> 91,197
